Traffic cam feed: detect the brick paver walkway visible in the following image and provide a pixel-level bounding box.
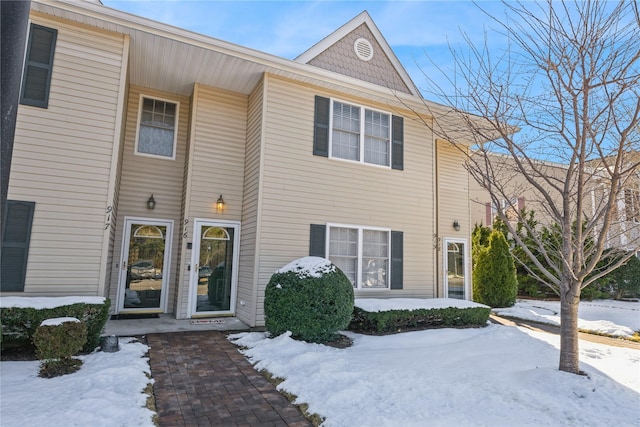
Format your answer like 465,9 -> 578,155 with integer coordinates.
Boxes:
147,331 -> 312,427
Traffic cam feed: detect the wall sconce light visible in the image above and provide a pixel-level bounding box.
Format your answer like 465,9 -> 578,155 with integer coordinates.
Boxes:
453,220 -> 460,231
147,194 -> 156,210
216,195 -> 225,213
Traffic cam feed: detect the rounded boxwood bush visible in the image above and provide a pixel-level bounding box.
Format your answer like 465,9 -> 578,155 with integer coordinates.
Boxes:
264,257 -> 354,343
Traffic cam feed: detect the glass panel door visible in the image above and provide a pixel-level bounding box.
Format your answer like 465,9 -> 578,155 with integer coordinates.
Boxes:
118,218 -> 172,312
445,240 -> 467,299
191,221 -> 239,315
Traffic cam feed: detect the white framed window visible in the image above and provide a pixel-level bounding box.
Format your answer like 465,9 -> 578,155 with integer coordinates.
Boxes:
135,95 -> 179,160
330,99 -> 391,167
624,188 -> 640,223
327,224 -> 390,289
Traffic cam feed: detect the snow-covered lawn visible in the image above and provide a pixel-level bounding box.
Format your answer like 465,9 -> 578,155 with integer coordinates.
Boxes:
494,299 -> 640,337
229,298 -> 640,426
1,297 -> 638,426
0,338 -> 155,427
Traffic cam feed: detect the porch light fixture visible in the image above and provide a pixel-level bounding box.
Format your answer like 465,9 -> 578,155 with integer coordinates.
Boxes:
453,220 -> 460,231
147,194 -> 156,210
216,195 -> 225,213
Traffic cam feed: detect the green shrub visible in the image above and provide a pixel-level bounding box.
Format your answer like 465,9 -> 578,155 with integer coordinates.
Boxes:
599,254 -> 640,299
579,285 -> 608,301
473,230 -> 518,307
349,306 -> 490,334
1,299 -> 110,353
33,318 -> 87,360
33,318 -> 87,378
264,257 -> 354,343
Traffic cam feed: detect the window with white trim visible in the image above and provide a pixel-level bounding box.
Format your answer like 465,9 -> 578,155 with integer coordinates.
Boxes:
624,188 -> 640,223
331,100 -> 391,167
135,96 -> 178,159
328,225 -> 389,289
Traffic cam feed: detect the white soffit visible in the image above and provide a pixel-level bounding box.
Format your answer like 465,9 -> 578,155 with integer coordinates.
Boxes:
32,0 -> 438,112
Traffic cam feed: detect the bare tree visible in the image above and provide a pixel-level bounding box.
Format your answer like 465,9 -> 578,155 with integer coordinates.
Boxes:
421,0 -> 640,374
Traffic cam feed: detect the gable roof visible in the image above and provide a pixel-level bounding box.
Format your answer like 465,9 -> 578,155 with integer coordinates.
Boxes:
295,11 -> 421,97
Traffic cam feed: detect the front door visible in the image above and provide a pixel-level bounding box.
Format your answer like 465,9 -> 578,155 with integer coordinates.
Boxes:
117,218 -> 173,312
189,220 -> 240,316
444,238 -> 469,300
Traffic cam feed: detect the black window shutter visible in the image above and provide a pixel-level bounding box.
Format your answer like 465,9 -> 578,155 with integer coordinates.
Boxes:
1,201 -> 36,291
391,115 -> 404,170
309,224 -> 326,257
390,231 -> 403,289
313,96 -> 330,157
20,24 -> 57,108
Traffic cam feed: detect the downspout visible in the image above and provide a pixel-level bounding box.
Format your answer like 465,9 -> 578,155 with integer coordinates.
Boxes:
433,126 -> 440,298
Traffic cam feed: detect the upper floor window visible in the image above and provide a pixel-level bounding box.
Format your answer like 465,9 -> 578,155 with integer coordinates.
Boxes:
488,197 -> 524,225
20,24 -> 57,108
313,96 -> 404,170
332,101 -> 390,166
624,188 -> 640,223
135,96 -> 179,159
328,224 -> 390,289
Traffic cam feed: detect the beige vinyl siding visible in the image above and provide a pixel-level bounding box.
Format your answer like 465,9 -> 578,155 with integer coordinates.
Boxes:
237,78 -> 265,326
436,141 -> 472,296
176,84 -> 248,318
173,86 -> 193,317
108,86 -> 190,313
252,75 -> 435,324
6,15 -> 125,295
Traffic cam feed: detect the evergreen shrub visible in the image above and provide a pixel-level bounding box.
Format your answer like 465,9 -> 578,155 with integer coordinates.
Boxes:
264,257 -> 354,343
473,230 -> 518,307
0,299 -> 110,353
33,318 -> 87,378
349,306 -> 490,334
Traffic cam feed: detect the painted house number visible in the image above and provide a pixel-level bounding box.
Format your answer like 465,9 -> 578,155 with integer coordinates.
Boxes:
104,206 -> 113,230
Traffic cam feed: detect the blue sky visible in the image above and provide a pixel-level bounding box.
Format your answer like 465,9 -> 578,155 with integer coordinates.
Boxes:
101,0 -> 510,96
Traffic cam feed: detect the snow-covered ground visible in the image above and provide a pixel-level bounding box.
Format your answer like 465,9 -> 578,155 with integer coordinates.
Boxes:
229,298 -> 640,427
1,297 -> 638,426
0,338 -> 155,427
494,299 -> 640,337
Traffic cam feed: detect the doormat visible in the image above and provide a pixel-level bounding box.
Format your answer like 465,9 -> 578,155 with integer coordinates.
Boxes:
190,318 -> 227,325
111,313 -> 159,320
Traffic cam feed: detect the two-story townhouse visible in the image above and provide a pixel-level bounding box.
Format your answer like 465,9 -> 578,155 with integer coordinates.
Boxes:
469,152 -> 568,228
469,151 -> 640,258
2,0 -> 475,326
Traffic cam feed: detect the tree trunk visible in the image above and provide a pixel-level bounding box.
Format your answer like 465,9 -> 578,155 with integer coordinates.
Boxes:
559,286 -> 581,374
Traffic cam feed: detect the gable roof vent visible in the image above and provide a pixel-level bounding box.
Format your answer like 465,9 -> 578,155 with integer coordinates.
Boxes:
354,38 -> 374,61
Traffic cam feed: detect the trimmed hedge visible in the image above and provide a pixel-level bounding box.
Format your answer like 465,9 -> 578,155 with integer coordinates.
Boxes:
264,259 -> 354,343
1,299 -> 110,353
349,305 -> 491,335
33,319 -> 87,361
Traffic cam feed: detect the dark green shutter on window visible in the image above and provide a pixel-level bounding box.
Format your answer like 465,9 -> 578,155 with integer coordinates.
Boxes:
390,231 -> 403,289
309,224 -> 326,257
20,24 -> 57,108
1,201 -> 35,291
391,116 -> 404,170
313,96 -> 330,157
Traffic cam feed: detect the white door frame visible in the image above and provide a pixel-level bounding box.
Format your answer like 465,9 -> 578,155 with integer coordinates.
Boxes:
188,219 -> 240,317
443,237 -> 470,300
116,217 -> 173,313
